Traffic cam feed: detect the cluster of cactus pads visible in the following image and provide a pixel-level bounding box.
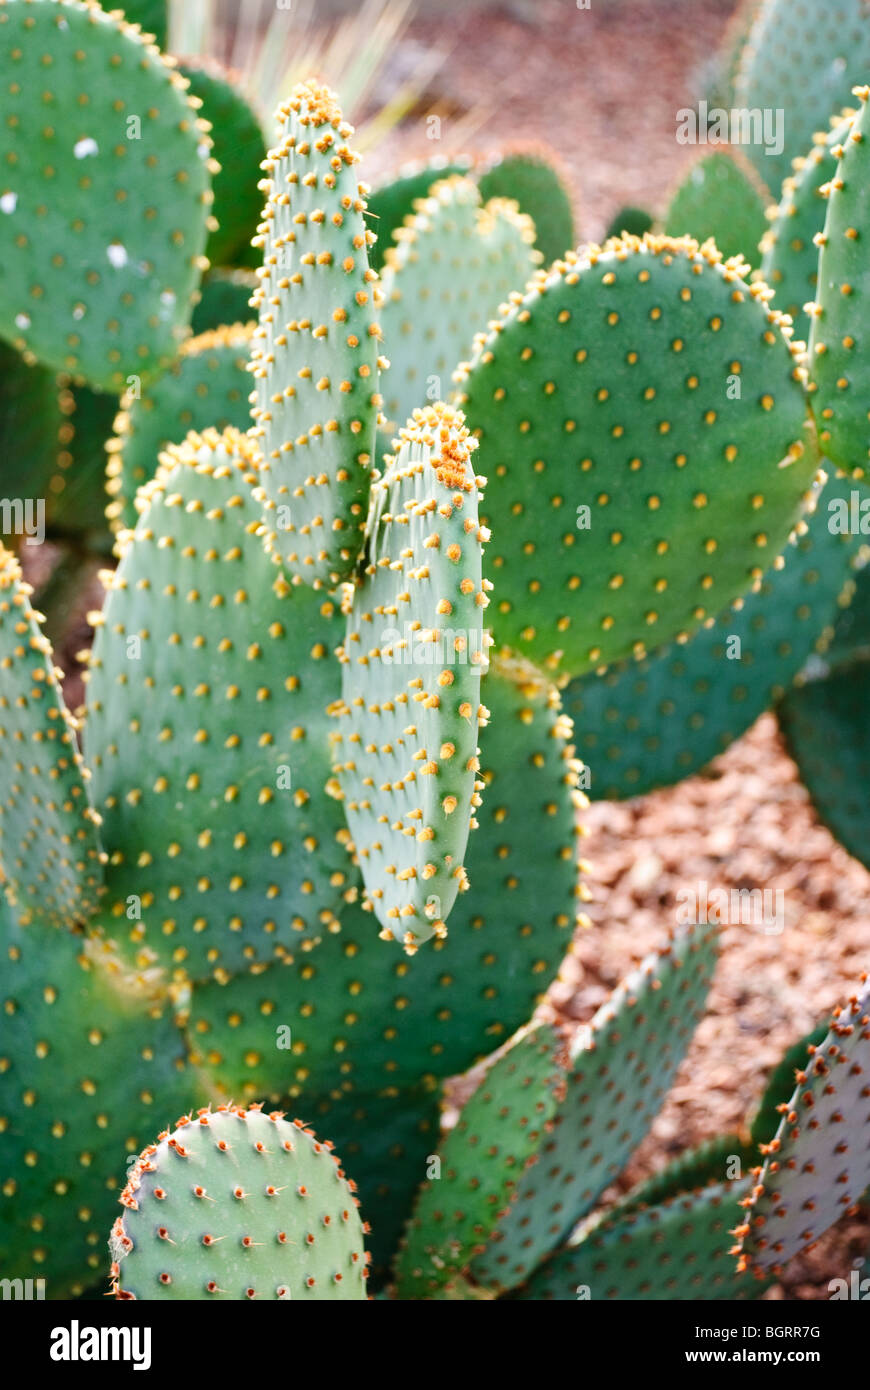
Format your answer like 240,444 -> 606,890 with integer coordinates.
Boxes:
2,0 -> 870,1302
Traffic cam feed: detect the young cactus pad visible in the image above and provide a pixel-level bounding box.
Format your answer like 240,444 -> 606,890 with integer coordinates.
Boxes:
664,150 -> 769,265
456,233 -> 814,678
248,79 -> 383,589
0,0 -> 214,391
331,403 -> 491,949
0,548 -> 103,927
476,145 -> 575,269
808,86 -> 870,480
110,1103 -> 369,1299
84,428 -> 356,982
734,978 -> 870,1275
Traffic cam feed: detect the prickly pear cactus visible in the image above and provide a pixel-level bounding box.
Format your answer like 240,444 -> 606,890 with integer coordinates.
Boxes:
366,156 -> 474,274
110,1103 -> 369,1299
331,403 -> 490,949
248,79 -> 384,589
476,144 -> 575,269
664,150 -> 769,264
0,0 -> 215,391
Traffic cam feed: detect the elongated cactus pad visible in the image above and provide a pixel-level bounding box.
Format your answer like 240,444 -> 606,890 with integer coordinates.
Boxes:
808,87 -> 870,479
456,233 -> 813,678
735,978 -> 870,1275
561,474 -> 867,800
84,428 -> 356,982
192,268 -> 257,335
777,653 -> 870,872
0,548 -> 103,926
392,1022 -> 568,1298
50,380 -> 118,541
470,918 -> 720,1292
476,144 -> 575,269
0,343 -> 63,535
511,1181 -> 759,1301
734,0 -> 870,191
761,112 -> 854,334
332,404 -> 490,949
110,1103 -> 369,1299
614,1134 -> 754,1217
0,0 -> 214,391
0,902 -> 192,1298
179,61 -> 267,270
366,156 -> 473,274
106,324 -> 253,531
664,150 -> 768,264
186,658 -> 586,1102
248,79 -> 383,589
379,176 -> 539,430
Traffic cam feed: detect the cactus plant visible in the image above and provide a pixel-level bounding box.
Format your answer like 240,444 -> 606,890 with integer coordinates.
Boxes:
664,149 -> 769,265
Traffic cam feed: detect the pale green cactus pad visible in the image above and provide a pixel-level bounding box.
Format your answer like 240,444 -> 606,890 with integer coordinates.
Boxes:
366,156 -> 474,274
0,0 -> 214,391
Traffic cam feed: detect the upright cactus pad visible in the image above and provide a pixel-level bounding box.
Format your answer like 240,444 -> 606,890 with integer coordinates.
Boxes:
84,428 -> 355,982
0,0 -> 214,391
476,144 -> 575,269
366,156 -> 473,274
561,474 -> 867,800
456,233 -> 814,677
470,919 -> 720,1292
735,979 -> 870,1275
664,150 -> 769,265
248,79 -> 384,589
0,343 -> 64,537
0,901 -> 192,1298
106,324 -> 253,532
808,87 -> 870,479
379,176 -> 540,430
110,1103 -> 369,1299
0,549 -> 103,927
191,269 -> 257,335
511,1181 -> 759,1301
51,381 -> 118,540
392,1022 -> 568,1298
734,0 -> 870,190
761,112 -> 854,334
331,403 -> 490,949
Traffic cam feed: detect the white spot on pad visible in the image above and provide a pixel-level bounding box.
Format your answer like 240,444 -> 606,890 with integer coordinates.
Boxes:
197,142 -> 210,160
0,192 -> 17,214
15,313 -> 30,330
107,242 -> 128,268
74,137 -> 99,160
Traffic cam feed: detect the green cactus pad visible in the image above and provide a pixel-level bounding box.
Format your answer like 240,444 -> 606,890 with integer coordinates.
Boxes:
735,979 -> 870,1275
248,79 -> 383,590
825,555 -> 870,670
702,0 -> 762,110
332,403 -> 490,949
511,1180 -> 760,1301
84,428 -> 356,983
179,61 -> 268,271
0,0 -> 215,392
0,549 -> 103,927
476,144 -> 575,269
808,88 -> 870,479
761,112 -> 854,336
186,657 -> 586,1099
120,0 -> 166,51
664,150 -> 769,265
0,344 -> 63,536
50,381 -> 117,540
615,1135 -> 754,1216
603,206 -> 654,241
733,0 -> 870,191
777,654 -> 870,872
110,1102 -> 369,1299
470,918 -> 720,1293
0,903 -> 192,1298
561,473 -> 866,800
105,324 -> 253,532
392,1022 -> 568,1298
191,268 -> 257,335
749,1020 -> 830,1147
456,233 -> 814,678
366,156 -> 473,274
378,176 -> 539,432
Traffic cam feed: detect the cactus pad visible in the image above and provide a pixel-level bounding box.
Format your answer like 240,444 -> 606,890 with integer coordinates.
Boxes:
332,403 -> 490,949
366,156 -> 473,274
106,324 -> 253,532
110,1102 -> 369,1299
392,1022 -> 568,1298
664,150 -> 768,264
0,548 -> 103,926
735,979 -> 870,1274
456,233 -> 813,678
561,474 -> 866,800
808,88 -> 870,479
84,428 -> 355,982
0,0 -> 214,391
248,79 -> 383,589
191,268 -> 257,335
476,144 -> 575,268
379,176 -> 540,431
